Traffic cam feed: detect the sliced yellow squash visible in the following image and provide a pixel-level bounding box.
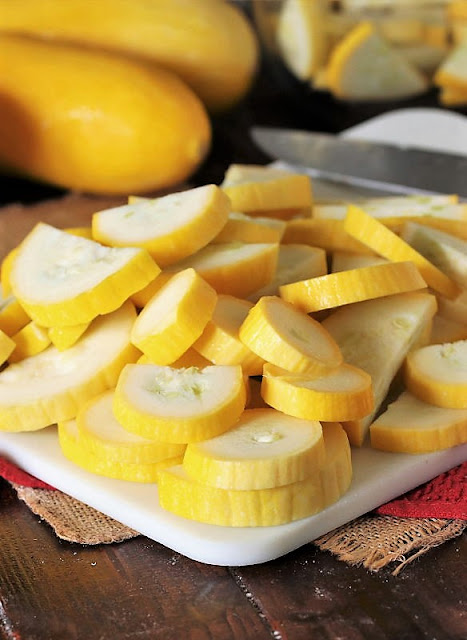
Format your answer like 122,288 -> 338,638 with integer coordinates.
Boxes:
344,205 -> 461,299
280,260 -> 426,312
9,321 -> 51,363
404,339 -> 467,409
322,291 -> 438,445
158,421 -> 352,527
261,361 -> 374,422
92,184 -> 230,267
182,407 -> 325,490
9,223 -> 161,326
113,363 -> 246,443
370,390 -> 467,454
326,21 -> 427,100
0,301 -> 139,432
130,268 -> 217,365
193,295 -> 265,376
76,389 -> 186,463
59,418 -> 182,483
239,295 -> 343,375
168,242 -> 279,299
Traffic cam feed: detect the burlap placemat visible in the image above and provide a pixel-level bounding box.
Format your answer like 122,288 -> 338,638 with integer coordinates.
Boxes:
9,481 -> 466,574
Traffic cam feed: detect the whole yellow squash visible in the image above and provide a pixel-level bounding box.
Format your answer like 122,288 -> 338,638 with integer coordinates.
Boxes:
0,0 -> 259,113
0,34 -> 212,195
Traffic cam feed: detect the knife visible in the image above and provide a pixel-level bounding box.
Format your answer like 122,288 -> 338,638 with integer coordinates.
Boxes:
251,126 -> 467,198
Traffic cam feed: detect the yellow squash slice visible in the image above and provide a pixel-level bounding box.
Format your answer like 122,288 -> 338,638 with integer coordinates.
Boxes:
401,222 -> 467,289
283,218 -> 373,255
168,242 -> 279,299
221,164 -> 313,218
130,268 -> 217,365
326,21 -> 427,100
193,295 -> 265,376
212,212 -> 286,244
370,390 -> 467,454
344,205 -> 461,299
113,363 -> 246,443
9,321 -> 51,363
276,0 -> 328,80
248,244 -> 327,302
76,390 -> 186,463
322,292 -> 438,445
48,322 -> 90,351
0,301 -> 139,432
261,361 -> 374,422
239,295 -> 343,375
279,260 -> 426,312
404,340 -> 467,409
182,408 -> 325,490
0,329 -> 15,366
0,295 -> 30,336
59,418 -> 182,483
158,421 -> 352,527
92,185 -> 231,267
9,223 -> 161,327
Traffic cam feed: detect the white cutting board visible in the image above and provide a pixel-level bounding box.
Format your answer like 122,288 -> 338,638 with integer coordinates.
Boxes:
0,427 -> 466,566
1,108 -> 466,566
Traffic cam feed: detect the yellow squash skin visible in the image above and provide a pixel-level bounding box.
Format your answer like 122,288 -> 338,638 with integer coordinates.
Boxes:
0,34 -> 211,195
0,0 -> 259,113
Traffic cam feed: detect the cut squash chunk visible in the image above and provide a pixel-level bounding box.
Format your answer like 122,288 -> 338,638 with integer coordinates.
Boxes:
59,418 -> 182,483
0,295 -> 30,336
212,211 -> 286,244
326,21 -> 428,100
314,195 -> 462,220
248,244 -> 327,302
221,164 -> 313,217
370,391 -> 467,454
401,222 -> 467,289
331,252 -> 387,273
0,246 -> 19,297
9,223 -> 161,327
0,301 -> 139,432
193,295 -> 265,375
76,390 -> 186,464
344,205 -> 461,299
280,260 -> 426,312
404,340 -> 467,409
239,295 -> 343,375
261,362 -> 373,422
276,0 -> 328,80
113,363 -> 246,444
9,321 -> 51,363
130,268 -> 217,365
370,390 -> 467,454
130,272 -> 174,309
434,39 -> 467,91
0,329 -> 15,366
48,322 -> 90,351
168,242 -> 279,299
158,421 -> 351,527
183,408 -> 325,490
92,185 -> 230,267
283,218 -> 373,255
322,292 -> 438,445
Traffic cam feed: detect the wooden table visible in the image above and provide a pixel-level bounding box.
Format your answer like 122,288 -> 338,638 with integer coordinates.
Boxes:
0,55 -> 466,640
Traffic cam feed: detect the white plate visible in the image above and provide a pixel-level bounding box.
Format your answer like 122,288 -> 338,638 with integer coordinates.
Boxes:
1,108 -> 466,566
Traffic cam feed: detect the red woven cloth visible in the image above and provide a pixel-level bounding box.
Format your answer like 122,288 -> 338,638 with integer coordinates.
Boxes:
376,461 -> 467,520
0,456 -> 55,490
0,455 -> 465,519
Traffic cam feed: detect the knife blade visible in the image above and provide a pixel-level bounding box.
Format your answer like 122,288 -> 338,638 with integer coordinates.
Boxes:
251,126 -> 467,198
